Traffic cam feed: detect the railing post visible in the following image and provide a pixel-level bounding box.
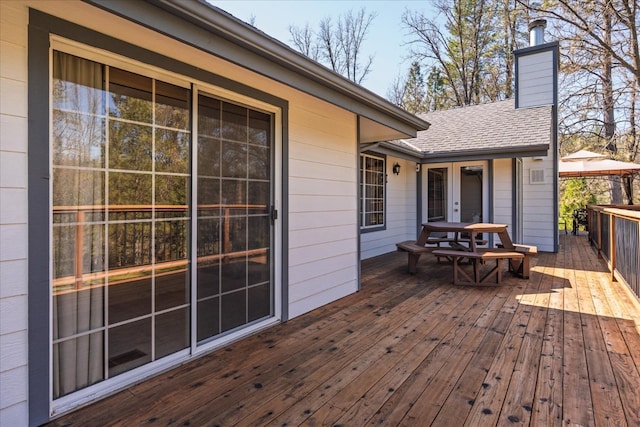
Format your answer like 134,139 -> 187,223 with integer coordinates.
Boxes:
610,213 -> 616,282
597,210 -> 602,251
224,207 -> 230,254
75,210 -> 85,290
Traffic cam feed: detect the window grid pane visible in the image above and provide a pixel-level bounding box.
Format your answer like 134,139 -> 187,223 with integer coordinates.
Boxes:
52,52 -> 192,398
51,50 -> 274,401
360,154 -> 385,228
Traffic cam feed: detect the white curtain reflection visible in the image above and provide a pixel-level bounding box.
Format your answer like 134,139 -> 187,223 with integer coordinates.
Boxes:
52,51 -> 105,398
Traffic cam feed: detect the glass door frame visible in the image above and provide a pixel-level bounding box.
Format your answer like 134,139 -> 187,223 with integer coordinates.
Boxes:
48,39 -> 284,414
190,84 -> 283,357
423,161 -> 489,226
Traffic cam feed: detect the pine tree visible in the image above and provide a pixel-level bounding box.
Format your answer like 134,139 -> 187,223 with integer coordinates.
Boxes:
402,61 -> 427,113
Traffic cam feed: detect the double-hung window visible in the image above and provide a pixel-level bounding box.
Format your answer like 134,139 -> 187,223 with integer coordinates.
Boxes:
359,153 -> 385,229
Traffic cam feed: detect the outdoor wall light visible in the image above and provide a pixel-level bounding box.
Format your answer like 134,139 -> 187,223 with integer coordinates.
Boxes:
392,163 -> 401,175
416,163 -> 421,173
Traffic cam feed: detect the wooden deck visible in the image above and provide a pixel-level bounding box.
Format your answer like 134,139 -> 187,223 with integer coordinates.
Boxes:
49,234 -> 640,426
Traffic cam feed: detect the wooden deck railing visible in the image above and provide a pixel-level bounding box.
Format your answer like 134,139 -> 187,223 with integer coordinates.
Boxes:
587,204 -> 640,297
53,204 -> 269,294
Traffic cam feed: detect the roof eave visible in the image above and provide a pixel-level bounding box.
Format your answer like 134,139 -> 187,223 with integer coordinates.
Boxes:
134,0 -> 430,134
420,144 -> 550,163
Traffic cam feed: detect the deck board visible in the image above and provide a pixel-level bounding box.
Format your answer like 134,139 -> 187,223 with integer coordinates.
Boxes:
48,234 -> 640,426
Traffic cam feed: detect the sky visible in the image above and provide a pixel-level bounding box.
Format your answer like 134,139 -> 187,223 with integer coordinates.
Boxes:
210,1 -> 437,98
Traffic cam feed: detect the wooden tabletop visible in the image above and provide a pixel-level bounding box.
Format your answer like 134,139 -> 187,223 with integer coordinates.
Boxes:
419,221 -> 514,251
422,222 -> 509,233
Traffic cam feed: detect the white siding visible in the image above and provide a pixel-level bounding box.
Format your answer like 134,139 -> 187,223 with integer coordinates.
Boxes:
517,50 -> 554,108
0,2 -> 29,425
287,98 -> 358,318
493,159 -> 513,230
522,157 -> 555,251
360,157 -> 418,259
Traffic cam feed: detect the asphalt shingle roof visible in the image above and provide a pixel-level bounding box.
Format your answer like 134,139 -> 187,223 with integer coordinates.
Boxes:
389,100 -> 552,159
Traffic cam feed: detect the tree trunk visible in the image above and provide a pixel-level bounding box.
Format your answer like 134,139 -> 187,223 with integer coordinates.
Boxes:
602,2 -> 622,203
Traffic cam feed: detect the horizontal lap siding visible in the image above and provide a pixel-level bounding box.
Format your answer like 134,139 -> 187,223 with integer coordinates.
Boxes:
518,50 -> 554,108
288,98 -> 358,318
0,2 -> 29,426
493,159 -> 513,229
522,157 -> 554,251
360,157 -> 417,259
0,3 -> 29,427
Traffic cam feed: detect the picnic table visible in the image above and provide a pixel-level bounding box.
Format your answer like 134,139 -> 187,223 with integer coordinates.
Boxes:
396,222 -> 536,285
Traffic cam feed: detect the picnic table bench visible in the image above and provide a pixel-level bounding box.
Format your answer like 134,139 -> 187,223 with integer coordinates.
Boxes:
432,248 -> 525,286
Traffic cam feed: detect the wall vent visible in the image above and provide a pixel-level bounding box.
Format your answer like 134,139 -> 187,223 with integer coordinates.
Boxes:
530,168 -> 545,184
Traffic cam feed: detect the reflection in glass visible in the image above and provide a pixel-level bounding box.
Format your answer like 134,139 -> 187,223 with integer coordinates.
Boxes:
53,286 -> 104,340
52,51 -> 196,398
155,265 -> 189,311
198,177 -> 220,217
197,297 -> 219,342
248,283 -> 270,322
221,101 -> 247,142
248,110 -> 271,146
221,141 -> 247,178
108,173 -> 152,218
109,68 -> 152,123
53,169 -> 105,211
108,275 -> 152,325
155,175 -> 188,215
248,216 -> 269,251
460,166 -> 483,223
108,319 -> 152,377
53,51 -> 105,115
155,220 -> 188,263
109,121 -> 152,171
427,168 -> 447,222
248,249 -> 270,287
248,145 -> 270,180
221,257 -> 246,293
197,218 -> 220,258
225,216 -> 247,254
221,290 -> 246,332
198,96 -> 221,138
155,81 -> 190,130
198,136 -> 220,177
197,260 -> 220,299
222,179 -> 247,215
248,181 -> 270,213
196,93 -> 272,343
155,129 -> 189,174
108,222 -> 152,270
53,332 -> 104,399
53,110 -> 105,168
155,308 -> 189,358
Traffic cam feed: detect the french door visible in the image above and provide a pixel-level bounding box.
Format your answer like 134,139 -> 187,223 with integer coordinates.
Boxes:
425,161 -> 488,225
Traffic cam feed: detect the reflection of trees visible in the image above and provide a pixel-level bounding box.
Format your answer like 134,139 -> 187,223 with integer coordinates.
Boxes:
52,62 -> 273,293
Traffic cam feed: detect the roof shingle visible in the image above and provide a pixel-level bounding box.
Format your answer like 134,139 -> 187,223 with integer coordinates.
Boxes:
388,100 -> 552,159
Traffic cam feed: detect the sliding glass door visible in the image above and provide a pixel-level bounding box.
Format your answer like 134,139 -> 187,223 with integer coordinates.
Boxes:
51,50 -> 275,401
196,94 -> 273,343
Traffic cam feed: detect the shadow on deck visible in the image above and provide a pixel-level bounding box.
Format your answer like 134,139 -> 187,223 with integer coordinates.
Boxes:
48,234 -> 640,426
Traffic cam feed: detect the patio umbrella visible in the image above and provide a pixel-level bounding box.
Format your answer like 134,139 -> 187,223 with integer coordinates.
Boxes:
560,149 -> 607,161
558,157 -> 640,177
559,150 -> 640,203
